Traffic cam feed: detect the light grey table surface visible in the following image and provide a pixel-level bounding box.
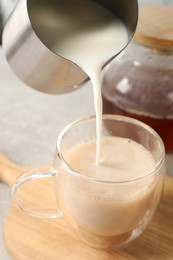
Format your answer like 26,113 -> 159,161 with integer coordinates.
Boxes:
0,0 -> 173,257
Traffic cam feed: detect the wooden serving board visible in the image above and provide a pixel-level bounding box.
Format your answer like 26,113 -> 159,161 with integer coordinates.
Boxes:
0,153 -> 173,260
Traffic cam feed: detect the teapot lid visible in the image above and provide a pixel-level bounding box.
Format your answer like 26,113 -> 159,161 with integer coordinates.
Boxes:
134,7 -> 173,51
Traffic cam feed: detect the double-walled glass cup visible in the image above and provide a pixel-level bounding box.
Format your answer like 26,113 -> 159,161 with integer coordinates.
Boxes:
12,115 -> 166,249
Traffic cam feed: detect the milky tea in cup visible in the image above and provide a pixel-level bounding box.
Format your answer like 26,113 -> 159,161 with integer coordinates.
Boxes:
53,116 -> 165,249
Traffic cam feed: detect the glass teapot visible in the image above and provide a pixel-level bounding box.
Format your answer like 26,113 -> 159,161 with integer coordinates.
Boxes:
102,6 -> 173,152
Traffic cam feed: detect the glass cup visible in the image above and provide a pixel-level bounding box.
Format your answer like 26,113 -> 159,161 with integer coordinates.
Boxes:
12,115 -> 166,249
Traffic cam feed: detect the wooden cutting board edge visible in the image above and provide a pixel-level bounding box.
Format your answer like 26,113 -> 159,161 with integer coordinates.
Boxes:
0,153 -> 173,260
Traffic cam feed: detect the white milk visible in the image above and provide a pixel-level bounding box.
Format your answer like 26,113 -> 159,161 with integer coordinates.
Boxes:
32,0 -> 128,163
53,1 -> 128,163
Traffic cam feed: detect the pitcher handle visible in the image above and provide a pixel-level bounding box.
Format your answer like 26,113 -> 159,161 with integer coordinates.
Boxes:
11,167 -> 62,219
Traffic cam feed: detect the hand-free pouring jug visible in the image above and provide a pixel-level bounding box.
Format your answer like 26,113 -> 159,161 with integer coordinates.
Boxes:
2,0 -> 138,94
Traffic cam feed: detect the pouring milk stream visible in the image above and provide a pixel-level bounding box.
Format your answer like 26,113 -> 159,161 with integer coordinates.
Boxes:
31,0 -> 128,164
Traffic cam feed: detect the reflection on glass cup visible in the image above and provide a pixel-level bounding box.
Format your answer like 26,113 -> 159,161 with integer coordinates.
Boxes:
12,115 -> 166,249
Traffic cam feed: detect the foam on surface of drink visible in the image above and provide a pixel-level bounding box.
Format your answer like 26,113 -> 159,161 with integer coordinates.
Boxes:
65,136 -> 155,182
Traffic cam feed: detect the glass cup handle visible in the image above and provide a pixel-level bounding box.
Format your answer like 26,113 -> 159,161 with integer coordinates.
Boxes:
11,167 -> 62,219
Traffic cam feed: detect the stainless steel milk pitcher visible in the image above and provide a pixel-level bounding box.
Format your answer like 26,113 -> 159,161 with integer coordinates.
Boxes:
2,0 -> 138,94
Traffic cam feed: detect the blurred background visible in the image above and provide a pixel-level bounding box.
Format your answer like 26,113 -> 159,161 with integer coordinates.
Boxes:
0,0 -> 173,259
